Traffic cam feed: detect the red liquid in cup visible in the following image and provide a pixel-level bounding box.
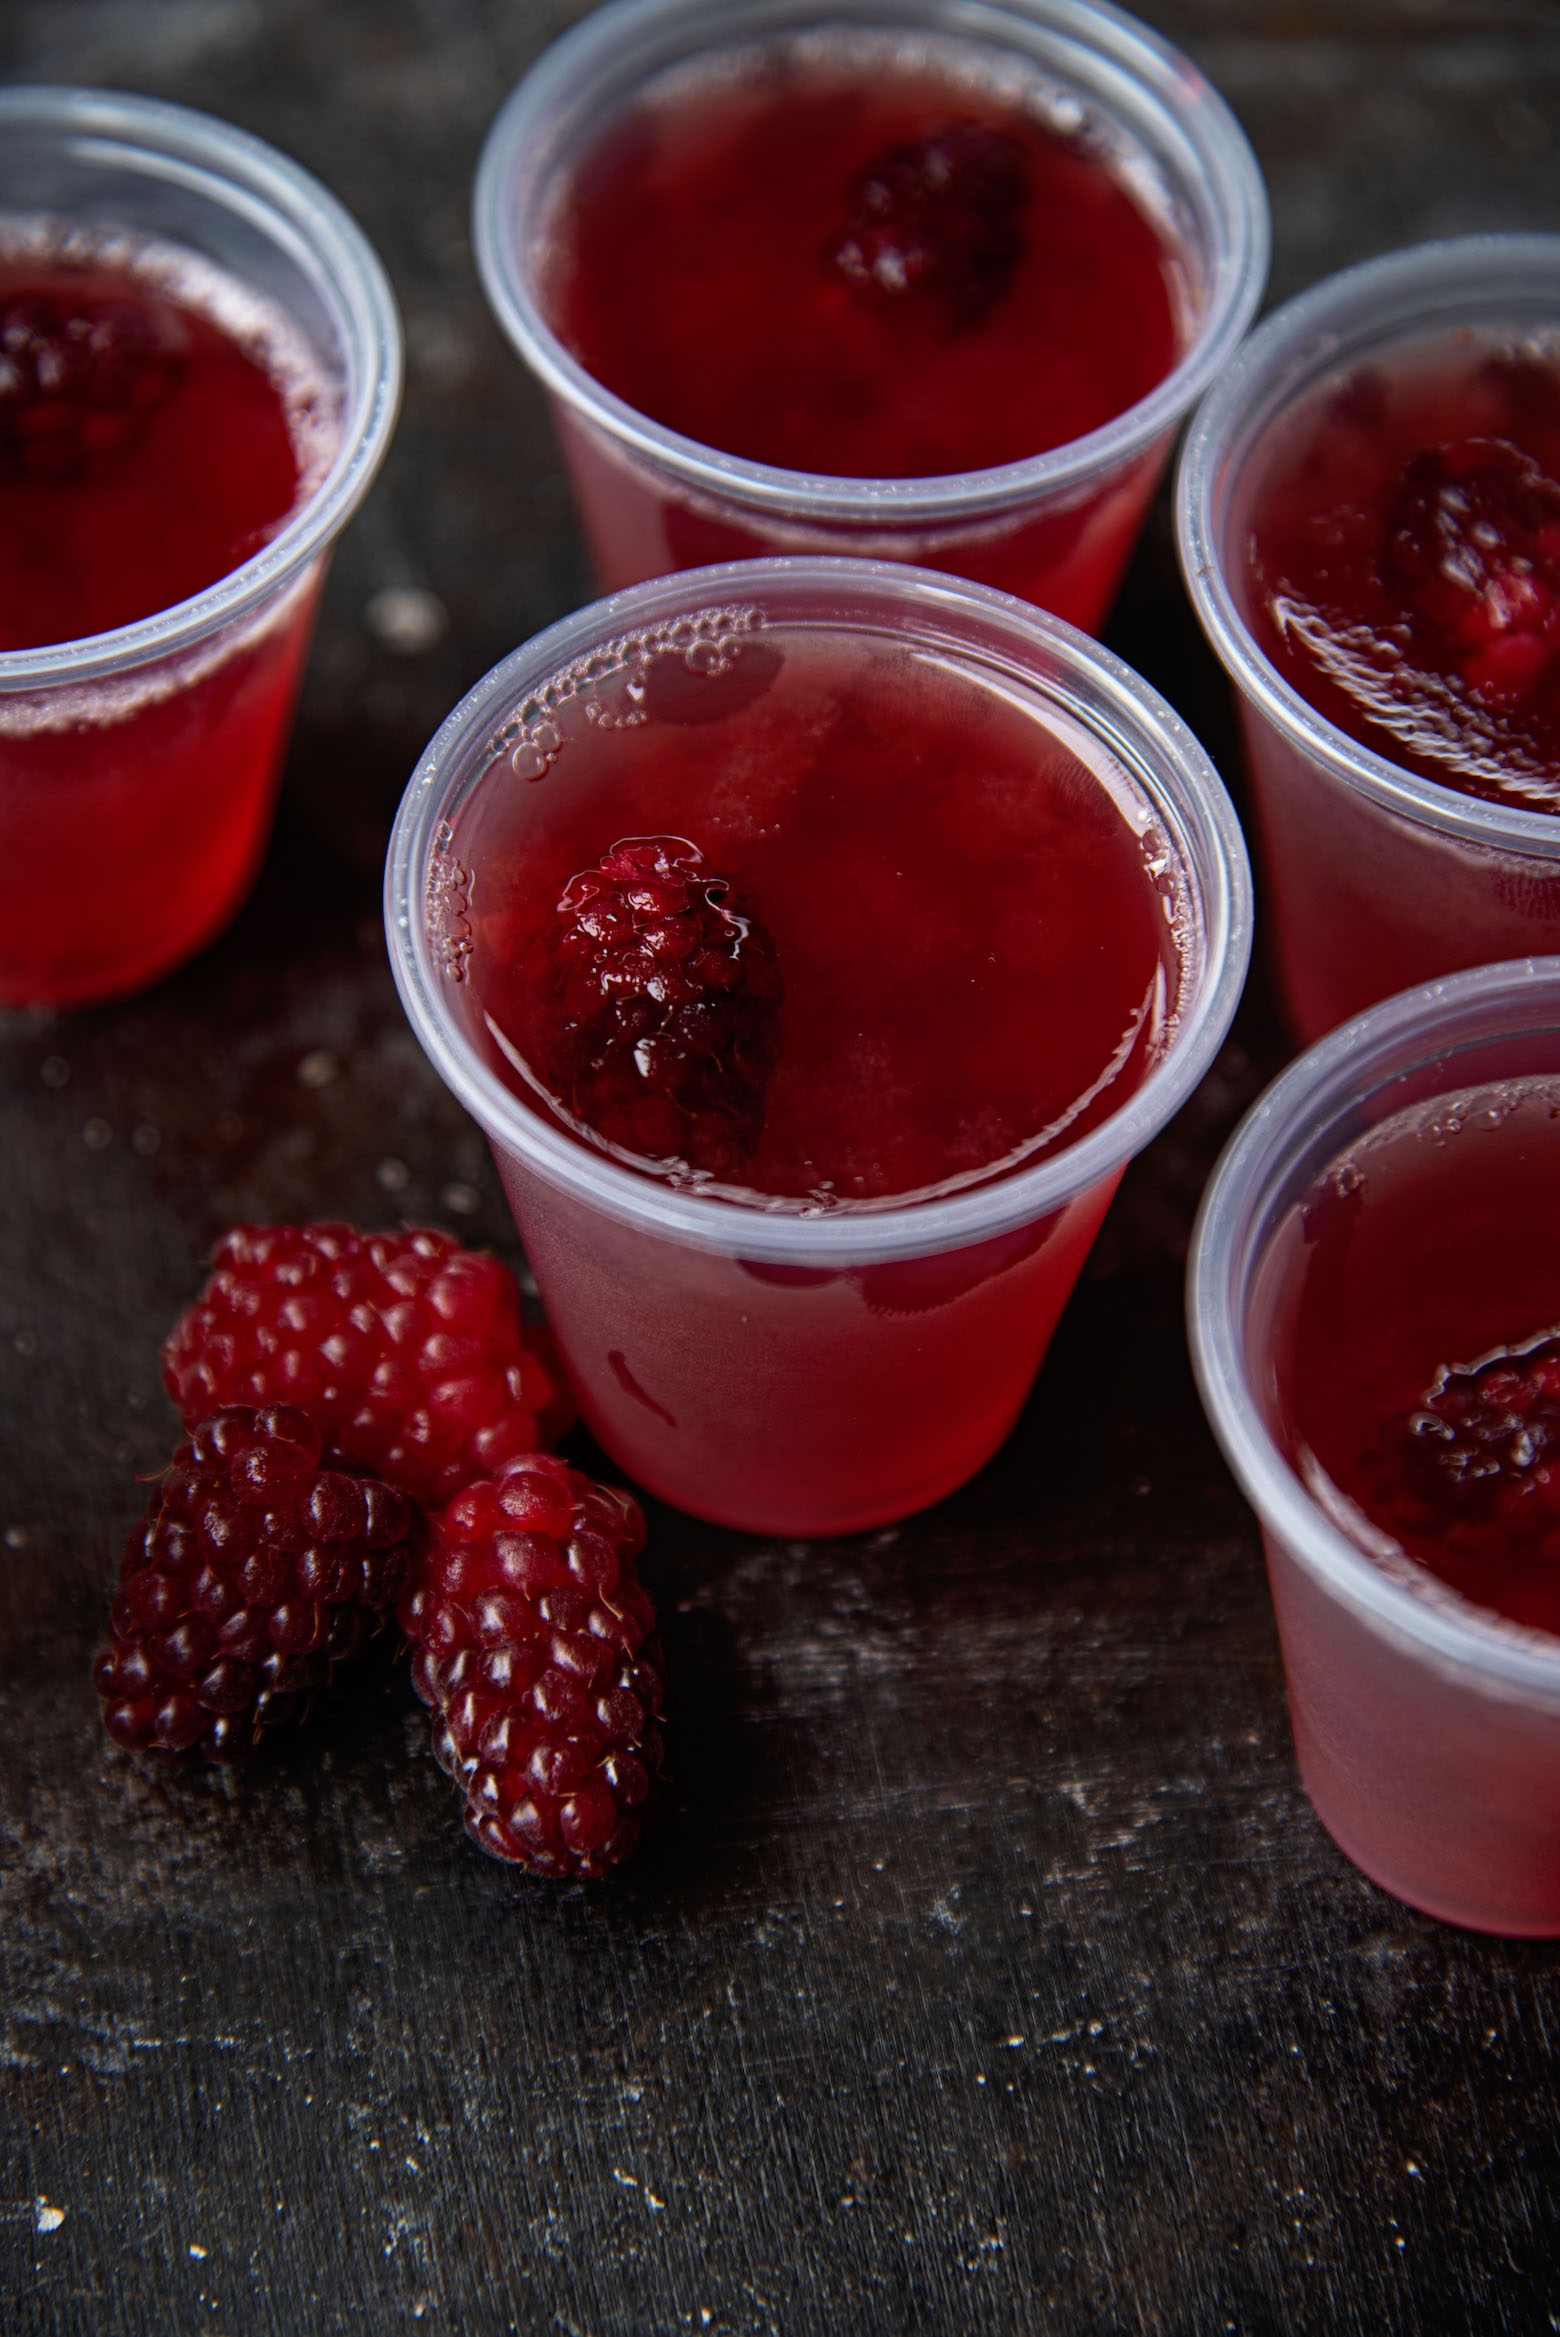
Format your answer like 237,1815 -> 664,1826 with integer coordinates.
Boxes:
536,36 -> 1183,625
1250,1075 -> 1560,1925
441,616 -> 1192,1531
1245,341 -> 1560,813
1234,335 -> 1560,1038
1262,1077 -> 1560,1636
0,228 -> 340,1007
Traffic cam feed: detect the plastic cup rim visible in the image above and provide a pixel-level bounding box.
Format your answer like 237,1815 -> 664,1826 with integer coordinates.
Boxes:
1175,231 -> 1560,858
386,553 -> 1253,1263
471,0 -> 1270,526
0,83 -> 403,691
1187,952 -> 1560,1699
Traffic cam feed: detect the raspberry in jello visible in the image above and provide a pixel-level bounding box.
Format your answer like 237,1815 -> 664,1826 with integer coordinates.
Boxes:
0,240 -> 323,652
1260,1074 -> 1560,1635
463,626 -> 1184,1209
1243,340 -> 1560,813
543,41 -> 1180,484
534,835 -> 783,1179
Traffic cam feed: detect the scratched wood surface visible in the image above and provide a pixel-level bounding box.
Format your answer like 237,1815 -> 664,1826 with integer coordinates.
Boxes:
4,3 -> 1560,2331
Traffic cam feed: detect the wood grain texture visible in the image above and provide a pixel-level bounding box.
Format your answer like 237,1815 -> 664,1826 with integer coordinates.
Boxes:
4,3 -> 1560,2331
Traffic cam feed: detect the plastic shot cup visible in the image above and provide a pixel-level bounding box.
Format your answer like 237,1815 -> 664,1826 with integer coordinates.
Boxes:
0,87 -> 402,1009
1177,236 -> 1560,1050
471,0 -> 1268,634
387,556 -> 1251,1537
1189,957 -> 1560,1935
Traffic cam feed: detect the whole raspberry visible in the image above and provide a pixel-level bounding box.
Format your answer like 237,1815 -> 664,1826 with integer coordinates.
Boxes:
1367,1330 -> 1560,1543
535,836 -> 782,1179
0,283 -> 186,481
1384,437 -> 1560,703
94,1404 -> 416,1760
399,1453 -> 665,1878
161,1224 -> 565,1509
828,121 -> 1030,335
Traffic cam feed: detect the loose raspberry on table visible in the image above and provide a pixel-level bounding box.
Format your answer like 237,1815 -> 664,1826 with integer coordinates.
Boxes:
162,1224 -> 565,1509
0,284 -> 186,482
94,1404 -> 417,1761
536,835 -> 782,1180
1383,436 -> 1560,703
828,121 -> 1030,335
399,1453 -> 665,1879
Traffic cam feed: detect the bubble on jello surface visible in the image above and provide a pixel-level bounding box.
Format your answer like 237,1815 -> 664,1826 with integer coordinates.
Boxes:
425,825 -> 473,982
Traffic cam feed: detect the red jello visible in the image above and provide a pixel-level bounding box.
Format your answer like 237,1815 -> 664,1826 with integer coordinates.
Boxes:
458,630 -> 1182,1209
544,42 -> 1180,486
1243,337 -> 1560,814
0,224 -> 339,1006
1261,1076 -> 1560,1635
0,249 -> 309,650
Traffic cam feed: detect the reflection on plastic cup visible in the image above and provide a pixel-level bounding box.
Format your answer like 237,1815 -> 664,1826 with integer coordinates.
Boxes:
474,0 -> 1267,632
0,87 -> 401,1008
1177,236 -> 1560,1047
1189,957 -> 1560,1934
388,556 -> 1251,1536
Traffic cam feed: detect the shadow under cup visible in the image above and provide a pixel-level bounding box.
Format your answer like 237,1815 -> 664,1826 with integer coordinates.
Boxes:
472,0 -> 1268,631
0,87 -> 401,1009
1188,958 -> 1560,1935
387,558 -> 1251,1537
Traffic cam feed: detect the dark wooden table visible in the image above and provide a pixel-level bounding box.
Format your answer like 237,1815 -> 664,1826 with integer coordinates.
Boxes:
5,4 -> 1560,2330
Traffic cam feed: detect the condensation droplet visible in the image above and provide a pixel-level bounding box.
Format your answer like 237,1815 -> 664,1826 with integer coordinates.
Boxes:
440,1181 -> 481,1216
40,1055 -> 69,1089
297,1049 -> 339,1090
377,1157 -> 411,1194
14,1331 -> 37,1356
131,1124 -> 160,1156
81,1118 -> 111,1150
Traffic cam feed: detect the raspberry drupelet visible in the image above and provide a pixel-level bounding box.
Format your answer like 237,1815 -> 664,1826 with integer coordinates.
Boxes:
161,1223 -> 565,1509
94,1404 -> 417,1759
400,1453 -> 665,1878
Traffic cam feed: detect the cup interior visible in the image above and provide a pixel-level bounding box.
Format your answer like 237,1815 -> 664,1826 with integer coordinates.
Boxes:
1176,232 -> 1560,856
472,0 -> 1269,521
0,86 -> 402,685
387,556 -> 1252,1263
1188,953 -> 1560,1697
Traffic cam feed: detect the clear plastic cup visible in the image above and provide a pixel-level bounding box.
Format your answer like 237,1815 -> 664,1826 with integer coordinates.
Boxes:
0,87 -> 402,1008
387,555 -> 1251,1536
1189,956 -> 1560,1935
1177,236 -> 1560,1049
472,0 -> 1268,633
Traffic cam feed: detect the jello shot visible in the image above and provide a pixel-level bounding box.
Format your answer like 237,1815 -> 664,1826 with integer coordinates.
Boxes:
1178,235 -> 1560,1045
388,557 -> 1251,1537
472,0 -> 1267,632
0,87 -> 401,1009
1190,957 -> 1560,1934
